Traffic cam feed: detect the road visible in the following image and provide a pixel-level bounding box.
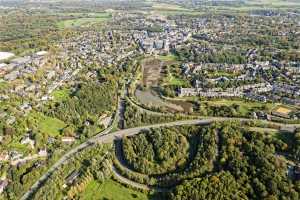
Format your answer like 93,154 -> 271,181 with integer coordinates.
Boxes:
111,166 -> 170,192
21,114 -> 300,200
20,119 -> 211,200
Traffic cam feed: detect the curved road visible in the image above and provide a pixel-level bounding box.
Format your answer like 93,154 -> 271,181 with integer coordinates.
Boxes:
21,116 -> 300,199
20,119 -> 211,200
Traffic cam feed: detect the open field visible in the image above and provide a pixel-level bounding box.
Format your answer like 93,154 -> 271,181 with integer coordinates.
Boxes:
152,3 -> 189,11
80,179 -> 149,200
38,116 -> 66,136
28,112 -> 66,137
135,89 -> 194,113
249,127 -> 279,134
57,12 -> 111,29
274,106 -> 293,115
135,89 -> 184,112
211,0 -> 300,12
166,75 -> 188,86
52,88 -> 70,102
201,99 -> 278,116
246,0 -> 300,7
150,2 -> 203,16
142,58 -> 163,87
142,57 -> 179,87
157,54 -> 179,62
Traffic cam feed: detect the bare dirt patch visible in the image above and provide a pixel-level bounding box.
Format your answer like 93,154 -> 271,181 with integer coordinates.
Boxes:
142,57 -> 178,87
142,58 -> 162,87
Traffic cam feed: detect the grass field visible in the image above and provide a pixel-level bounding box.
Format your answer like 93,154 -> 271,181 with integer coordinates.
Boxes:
38,116 -> 66,136
210,0 -> 300,12
167,76 -> 187,86
29,112 -> 66,136
151,2 -> 202,16
52,88 -> 70,102
80,179 -> 149,200
157,54 -> 178,62
249,127 -> 279,134
246,0 -> 300,7
57,13 -> 111,29
202,99 -> 278,115
152,3 -> 189,11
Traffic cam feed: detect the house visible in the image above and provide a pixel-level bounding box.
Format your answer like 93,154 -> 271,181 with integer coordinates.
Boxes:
0,63 -> 7,69
36,51 -> 48,56
61,137 -> 75,144
0,180 -> 8,194
63,170 -> 80,188
0,152 -> 9,162
38,149 -> 48,157
19,103 -> 32,112
244,93 -> 267,103
6,116 -> 16,125
9,151 -> 23,161
293,165 -> 300,180
154,40 -> 164,49
20,135 -> 35,149
4,70 -> 19,81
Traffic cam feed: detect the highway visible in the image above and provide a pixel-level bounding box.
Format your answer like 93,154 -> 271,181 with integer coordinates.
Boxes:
20,118 -> 211,200
20,114 -> 300,200
21,81 -> 300,199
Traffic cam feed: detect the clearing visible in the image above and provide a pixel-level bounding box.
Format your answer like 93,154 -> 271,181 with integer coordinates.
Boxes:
57,13 -> 111,29
80,179 -> 149,200
141,57 -> 177,87
52,88 -> 71,102
202,99 -> 278,116
28,112 -> 66,136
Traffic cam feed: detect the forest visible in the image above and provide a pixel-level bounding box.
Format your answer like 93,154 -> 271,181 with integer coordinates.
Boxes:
47,81 -> 117,128
115,122 -> 300,199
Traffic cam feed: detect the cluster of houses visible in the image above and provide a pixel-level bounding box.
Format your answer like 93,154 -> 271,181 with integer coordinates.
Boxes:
0,27 -> 142,185
125,15 -> 193,54
179,82 -> 272,100
0,51 -> 48,82
0,148 -> 47,166
179,60 -> 300,107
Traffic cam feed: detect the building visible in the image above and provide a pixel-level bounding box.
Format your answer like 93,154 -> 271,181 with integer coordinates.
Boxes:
0,180 -> 8,194
61,137 -> 76,144
63,170 -> 80,188
20,135 -> 35,149
244,93 -> 267,103
0,152 -> 9,162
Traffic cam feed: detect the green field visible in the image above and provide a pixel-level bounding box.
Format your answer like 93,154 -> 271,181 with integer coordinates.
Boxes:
203,99 -> 278,115
80,179 -> 149,200
57,13 -> 111,29
157,54 -> 178,62
29,112 -> 66,136
52,88 -> 70,102
165,75 -> 188,86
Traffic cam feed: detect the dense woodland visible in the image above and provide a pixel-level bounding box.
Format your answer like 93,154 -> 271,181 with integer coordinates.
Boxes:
123,128 -> 189,175
32,144 -> 112,200
47,81 -> 117,127
123,101 -> 189,128
170,122 -> 300,200
116,122 -> 300,199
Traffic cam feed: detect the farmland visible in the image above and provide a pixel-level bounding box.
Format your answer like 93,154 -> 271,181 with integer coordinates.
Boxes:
57,12 -> 112,29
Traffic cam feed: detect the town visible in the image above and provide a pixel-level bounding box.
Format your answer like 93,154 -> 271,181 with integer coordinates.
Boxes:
0,0 -> 300,200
